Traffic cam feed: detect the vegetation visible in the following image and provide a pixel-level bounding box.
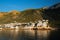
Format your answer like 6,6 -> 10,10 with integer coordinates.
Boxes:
0,9 -> 44,24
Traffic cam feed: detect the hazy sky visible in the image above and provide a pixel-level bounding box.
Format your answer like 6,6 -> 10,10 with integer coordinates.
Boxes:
0,0 -> 60,12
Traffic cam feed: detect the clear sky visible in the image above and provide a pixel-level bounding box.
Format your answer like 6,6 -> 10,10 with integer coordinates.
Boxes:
0,0 -> 60,12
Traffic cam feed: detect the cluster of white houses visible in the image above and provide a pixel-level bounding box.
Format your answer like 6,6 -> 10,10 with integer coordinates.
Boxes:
0,20 -> 49,29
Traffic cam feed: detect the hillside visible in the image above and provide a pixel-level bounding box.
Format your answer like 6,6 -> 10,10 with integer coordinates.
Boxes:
0,3 -> 60,28
0,9 -> 44,24
44,3 -> 60,27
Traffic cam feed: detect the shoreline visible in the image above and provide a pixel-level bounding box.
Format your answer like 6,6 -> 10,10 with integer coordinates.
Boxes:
0,27 -> 56,30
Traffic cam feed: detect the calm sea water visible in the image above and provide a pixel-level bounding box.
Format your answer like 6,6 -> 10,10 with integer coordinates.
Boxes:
0,29 -> 60,40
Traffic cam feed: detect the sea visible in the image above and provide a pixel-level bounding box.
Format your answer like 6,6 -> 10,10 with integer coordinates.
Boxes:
0,29 -> 60,40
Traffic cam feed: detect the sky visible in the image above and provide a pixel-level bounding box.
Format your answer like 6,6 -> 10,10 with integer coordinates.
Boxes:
0,0 -> 60,12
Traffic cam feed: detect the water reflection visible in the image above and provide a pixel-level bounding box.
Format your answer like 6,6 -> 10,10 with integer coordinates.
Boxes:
0,30 -> 51,40
48,30 -> 60,40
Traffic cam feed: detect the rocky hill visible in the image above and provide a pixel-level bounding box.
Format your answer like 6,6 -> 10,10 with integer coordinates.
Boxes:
44,3 -> 60,27
0,9 -> 44,24
0,3 -> 60,27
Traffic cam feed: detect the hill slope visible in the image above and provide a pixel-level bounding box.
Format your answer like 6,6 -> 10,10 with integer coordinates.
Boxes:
44,3 -> 60,27
0,9 -> 44,24
0,3 -> 60,28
